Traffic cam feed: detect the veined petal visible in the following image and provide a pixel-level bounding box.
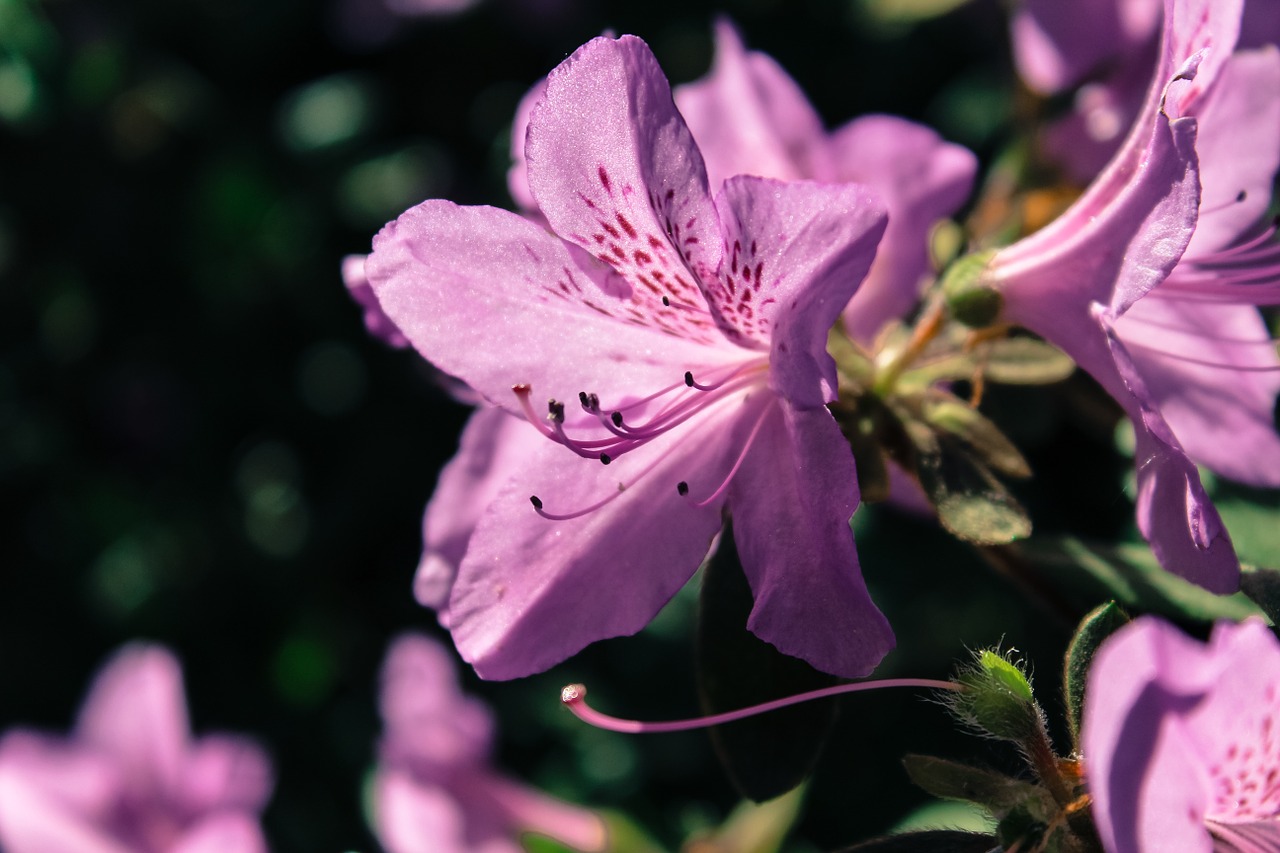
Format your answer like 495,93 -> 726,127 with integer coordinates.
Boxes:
446,397 -> 752,679
996,101 -> 1199,318
1115,298 -> 1280,487
416,407 -> 542,618
1183,46 -> 1280,257
712,176 -> 887,408
1097,310 -> 1239,593
829,115 -> 977,343
74,644 -> 191,799
526,36 -> 725,321
1083,618 -> 1222,853
1083,619 -> 1280,852
997,0 -> 1245,313
367,200 -> 741,415
673,18 -> 829,192
729,405 -> 894,679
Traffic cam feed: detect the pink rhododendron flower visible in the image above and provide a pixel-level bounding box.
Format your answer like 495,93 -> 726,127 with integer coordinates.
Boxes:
976,0 -> 1279,593
404,22 -> 970,627
372,634 -> 606,853
1082,617 -> 1280,852
0,644 -> 273,853
365,34 -> 895,679
511,20 -> 977,345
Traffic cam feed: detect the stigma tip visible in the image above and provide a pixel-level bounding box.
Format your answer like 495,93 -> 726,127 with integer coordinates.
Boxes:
561,683 -> 586,704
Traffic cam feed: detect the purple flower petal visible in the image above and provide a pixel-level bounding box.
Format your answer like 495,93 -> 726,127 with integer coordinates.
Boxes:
730,405 -> 895,678
1083,617 -> 1280,852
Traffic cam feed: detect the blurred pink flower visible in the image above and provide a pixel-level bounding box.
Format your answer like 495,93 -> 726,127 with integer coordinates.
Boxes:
372,634 -> 606,853
982,0 -> 1277,593
0,644 -> 273,853
1083,617 -> 1280,852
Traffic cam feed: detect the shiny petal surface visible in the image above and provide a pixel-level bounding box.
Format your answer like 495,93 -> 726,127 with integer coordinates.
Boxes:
712,176 -> 887,404
415,407 -> 542,618
446,401 -> 745,679
1099,311 -> 1238,593
730,405 -> 894,678
367,200 -> 741,414
1182,46 -> 1280,257
997,104 -> 1199,319
526,36 -> 725,321
1115,298 -> 1280,487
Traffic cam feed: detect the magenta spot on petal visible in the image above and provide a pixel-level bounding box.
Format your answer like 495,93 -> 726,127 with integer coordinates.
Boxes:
598,166 -> 612,194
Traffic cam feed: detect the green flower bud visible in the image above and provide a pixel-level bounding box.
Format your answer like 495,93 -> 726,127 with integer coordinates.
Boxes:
951,649 -> 1042,742
941,250 -> 1002,328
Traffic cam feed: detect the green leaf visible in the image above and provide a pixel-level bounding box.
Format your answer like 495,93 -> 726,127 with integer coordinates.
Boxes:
1017,537 -> 1265,623
1241,566 -> 1280,626
697,524 -> 838,802
902,755 -> 1051,815
1062,602 -> 1131,747
906,417 -> 1032,546
685,788 -> 806,853
922,392 -> 1031,479
834,830 -> 998,853
1211,481 -> 1280,567
934,486 -> 1032,547
979,338 -> 1076,385
855,0 -> 976,26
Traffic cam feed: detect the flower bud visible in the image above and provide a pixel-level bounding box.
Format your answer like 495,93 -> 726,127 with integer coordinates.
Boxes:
940,250 -> 1002,328
952,649 -> 1042,742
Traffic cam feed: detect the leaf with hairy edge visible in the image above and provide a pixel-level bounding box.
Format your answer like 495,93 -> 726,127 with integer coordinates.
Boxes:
1062,601 -> 1131,747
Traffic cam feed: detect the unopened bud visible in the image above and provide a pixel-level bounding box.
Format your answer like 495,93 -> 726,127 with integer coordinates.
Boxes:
941,250 -> 1002,329
952,649 -> 1041,742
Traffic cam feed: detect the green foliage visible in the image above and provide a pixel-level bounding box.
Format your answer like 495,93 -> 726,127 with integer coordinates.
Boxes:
1062,602 -> 1131,746
1016,537 -> 1266,623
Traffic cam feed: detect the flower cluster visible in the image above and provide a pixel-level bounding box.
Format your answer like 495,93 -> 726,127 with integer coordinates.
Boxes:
15,0 -> 1279,850
340,1 -> 1280,846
